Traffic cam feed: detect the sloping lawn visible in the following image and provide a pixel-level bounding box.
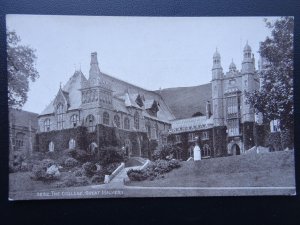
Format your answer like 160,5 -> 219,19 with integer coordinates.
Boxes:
127,150 -> 295,187
9,171 -> 72,192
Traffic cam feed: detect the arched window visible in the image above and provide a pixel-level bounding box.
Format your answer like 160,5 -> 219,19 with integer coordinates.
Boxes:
69,139 -> 76,149
124,117 -> 130,130
124,139 -> 132,157
86,114 -> 95,132
70,114 -> 79,128
57,103 -> 64,130
103,112 -> 110,125
145,122 -> 151,138
88,142 -> 98,155
134,112 -> 139,130
114,115 -> 121,128
202,144 -> 211,157
49,141 -> 54,152
44,119 -> 50,132
15,132 -> 25,150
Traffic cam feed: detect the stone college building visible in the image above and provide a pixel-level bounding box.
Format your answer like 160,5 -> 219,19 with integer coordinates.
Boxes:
37,43 -> 283,160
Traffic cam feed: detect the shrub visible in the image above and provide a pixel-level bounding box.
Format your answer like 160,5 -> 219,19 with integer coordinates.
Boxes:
99,146 -> 125,166
127,159 -> 181,181
168,159 -> 181,169
91,175 -> 104,183
30,159 -> 59,181
152,145 -> 183,161
64,157 -> 79,168
73,168 -> 84,177
103,162 -> 120,175
127,169 -> 147,181
56,174 -> 77,188
40,159 -> 56,168
63,149 -> 91,162
82,162 -> 97,177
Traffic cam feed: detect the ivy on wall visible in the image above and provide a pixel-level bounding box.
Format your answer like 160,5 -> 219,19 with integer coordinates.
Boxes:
36,125 -> 151,156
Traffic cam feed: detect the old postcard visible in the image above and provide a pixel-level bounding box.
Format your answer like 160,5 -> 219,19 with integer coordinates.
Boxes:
7,15 -> 295,200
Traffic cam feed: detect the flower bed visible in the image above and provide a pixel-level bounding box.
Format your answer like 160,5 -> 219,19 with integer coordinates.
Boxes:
127,159 -> 181,181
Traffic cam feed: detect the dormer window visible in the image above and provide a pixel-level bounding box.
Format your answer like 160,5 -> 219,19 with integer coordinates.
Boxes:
135,94 -> 144,107
57,103 -> 64,130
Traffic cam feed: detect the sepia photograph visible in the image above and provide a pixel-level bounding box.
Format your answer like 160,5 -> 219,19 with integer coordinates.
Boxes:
7,15 -> 295,200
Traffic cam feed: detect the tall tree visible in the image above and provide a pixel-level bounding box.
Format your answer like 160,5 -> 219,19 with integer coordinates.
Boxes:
7,30 -> 39,108
246,17 -> 294,135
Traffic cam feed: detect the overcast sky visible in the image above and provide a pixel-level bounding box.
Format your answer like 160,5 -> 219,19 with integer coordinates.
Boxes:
6,15 -> 277,113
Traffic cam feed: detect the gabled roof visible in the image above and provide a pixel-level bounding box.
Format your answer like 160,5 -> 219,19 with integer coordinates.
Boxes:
40,70 -> 87,115
9,108 -> 39,130
112,98 -> 129,114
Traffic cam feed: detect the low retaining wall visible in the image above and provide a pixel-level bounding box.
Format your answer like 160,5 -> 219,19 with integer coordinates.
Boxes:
139,159 -> 150,170
104,162 -> 125,184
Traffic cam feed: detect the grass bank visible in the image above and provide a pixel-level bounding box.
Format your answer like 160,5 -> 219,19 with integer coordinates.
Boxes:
127,150 -> 295,187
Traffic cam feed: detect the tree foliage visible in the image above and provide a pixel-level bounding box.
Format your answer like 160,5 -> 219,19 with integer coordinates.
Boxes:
7,30 -> 39,108
246,17 -> 294,131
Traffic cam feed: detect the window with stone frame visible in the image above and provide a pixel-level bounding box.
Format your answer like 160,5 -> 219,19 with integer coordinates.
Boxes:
226,96 -> 239,119
44,118 -> 51,132
70,114 -> 79,128
15,132 -> 25,150
270,119 -> 280,133
145,122 -> 151,138
151,124 -> 158,140
49,141 -> 55,152
114,115 -> 121,128
175,135 -> 181,143
57,103 -> 65,130
201,131 -> 209,140
103,112 -> 110,125
69,138 -> 76,149
134,111 -> 139,130
227,119 -> 240,136
86,114 -> 95,132
124,117 -> 130,130
188,133 -> 196,141
202,144 -> 211,157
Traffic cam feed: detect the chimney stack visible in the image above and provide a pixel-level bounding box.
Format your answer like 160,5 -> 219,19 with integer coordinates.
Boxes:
89,52 -> 101,81
206,101 -> 212,119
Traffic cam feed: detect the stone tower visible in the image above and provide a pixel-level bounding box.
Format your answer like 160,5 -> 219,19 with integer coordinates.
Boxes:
80,52 -> 113,124
241,42 -> 256,150
211,49 -> 224,126
211,49 -> 227,156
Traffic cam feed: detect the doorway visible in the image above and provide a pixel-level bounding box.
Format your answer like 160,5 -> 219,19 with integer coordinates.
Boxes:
231,144 -> 241,155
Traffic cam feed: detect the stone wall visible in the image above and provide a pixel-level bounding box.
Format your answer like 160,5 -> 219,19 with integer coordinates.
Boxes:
36,124 -> 150,157
213,126 -> 227,157
242,122 -> 255,150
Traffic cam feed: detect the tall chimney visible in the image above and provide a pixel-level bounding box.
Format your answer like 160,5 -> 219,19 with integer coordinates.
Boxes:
206,101 -> 211,119
89,52 -> 101,80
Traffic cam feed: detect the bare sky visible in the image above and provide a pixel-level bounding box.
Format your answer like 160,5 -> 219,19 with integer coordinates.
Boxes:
6,15 -> 277,113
